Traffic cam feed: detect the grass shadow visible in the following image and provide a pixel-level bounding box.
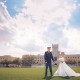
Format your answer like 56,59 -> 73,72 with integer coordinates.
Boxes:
42,76 -> 53,80
60,76 -> 71,79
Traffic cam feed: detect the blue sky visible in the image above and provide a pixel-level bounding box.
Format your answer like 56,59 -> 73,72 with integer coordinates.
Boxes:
1,0 -> 80,26
69,9 -> 80,28
69,0 -> 80,28
0,0 -> 24,16
0,0 -> 80,57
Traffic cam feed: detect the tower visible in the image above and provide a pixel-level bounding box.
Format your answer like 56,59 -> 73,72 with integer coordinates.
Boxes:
52,44 -> 60,60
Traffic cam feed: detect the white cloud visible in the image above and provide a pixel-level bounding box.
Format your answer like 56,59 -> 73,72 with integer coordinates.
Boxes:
0,0 -> 80,57
62,27 -> 80,54
0,2 -> 11,23
23,0 -> 76,26
0,2 -> 14,44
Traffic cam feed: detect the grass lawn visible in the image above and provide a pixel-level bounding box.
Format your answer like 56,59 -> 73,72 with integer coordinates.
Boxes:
0,67 -> 80,80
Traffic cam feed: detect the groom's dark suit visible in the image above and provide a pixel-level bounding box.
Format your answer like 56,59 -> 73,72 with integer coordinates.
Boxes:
44,51 -> 54,77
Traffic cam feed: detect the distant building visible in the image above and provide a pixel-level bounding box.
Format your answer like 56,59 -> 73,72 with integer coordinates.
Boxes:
0,55 -> 18,67
0,55 -> 16,62
52,44 -> 60,60
65,54 -> 80,66
34,54 -> 44,65
65,54 -> 80,60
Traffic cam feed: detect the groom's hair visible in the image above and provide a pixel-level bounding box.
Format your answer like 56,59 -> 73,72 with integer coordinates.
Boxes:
47,47 -> 51,49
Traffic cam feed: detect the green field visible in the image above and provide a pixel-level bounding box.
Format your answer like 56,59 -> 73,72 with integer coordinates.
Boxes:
0,68 -> 80,80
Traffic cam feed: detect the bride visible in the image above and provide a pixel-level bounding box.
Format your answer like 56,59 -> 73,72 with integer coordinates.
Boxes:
54,52 -> 80,77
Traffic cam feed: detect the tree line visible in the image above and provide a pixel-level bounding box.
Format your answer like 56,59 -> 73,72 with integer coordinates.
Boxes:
0,55 -> 35,67
0,55 -> 80,67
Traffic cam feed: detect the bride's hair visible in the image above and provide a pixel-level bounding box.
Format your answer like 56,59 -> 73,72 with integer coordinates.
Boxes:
61,52 -> 64,55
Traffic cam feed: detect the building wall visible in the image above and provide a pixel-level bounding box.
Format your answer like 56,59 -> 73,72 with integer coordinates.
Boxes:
34,55 -> 44,65
65,54 -> 80,61
0,55 -> 16,62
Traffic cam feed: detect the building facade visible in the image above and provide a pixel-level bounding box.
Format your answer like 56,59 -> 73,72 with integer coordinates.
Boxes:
65,54 -> 80,66
0,55 -> 16,62
34,54 -> 44,65
34,44 -> 80,66
65,54 -> 80,60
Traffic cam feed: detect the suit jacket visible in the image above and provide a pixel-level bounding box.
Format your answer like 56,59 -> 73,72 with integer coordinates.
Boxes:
44,51 -> 54,63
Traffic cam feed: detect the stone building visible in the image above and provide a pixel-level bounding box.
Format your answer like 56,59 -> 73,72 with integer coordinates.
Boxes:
52,44 -> 60,60
34,54 -> 44,65
0,55 -> 15,62
65,54 -> 80,66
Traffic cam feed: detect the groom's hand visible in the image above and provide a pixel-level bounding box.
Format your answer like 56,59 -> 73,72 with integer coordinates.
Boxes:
53,61 -> 57,65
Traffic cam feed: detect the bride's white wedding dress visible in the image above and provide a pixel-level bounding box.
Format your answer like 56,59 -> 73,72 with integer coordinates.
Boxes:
54,57 -> 80,77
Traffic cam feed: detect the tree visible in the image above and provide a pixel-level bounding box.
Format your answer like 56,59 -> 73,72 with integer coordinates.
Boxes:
66,58 -> 76,64
12,58 -> 21,67
0,56 -> 14,67
1,59 -> 12,67
22,55 -> 35,67
78,60 -> 80,66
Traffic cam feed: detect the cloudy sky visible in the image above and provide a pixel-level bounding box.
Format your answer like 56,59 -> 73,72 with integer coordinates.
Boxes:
0,0 -> 80,57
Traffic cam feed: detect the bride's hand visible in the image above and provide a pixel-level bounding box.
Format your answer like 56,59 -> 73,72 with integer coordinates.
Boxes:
53,62 -> 57,65
61,61 -> 63,63
45,62 -> 47,64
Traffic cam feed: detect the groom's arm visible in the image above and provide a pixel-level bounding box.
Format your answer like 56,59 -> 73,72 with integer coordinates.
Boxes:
51,52 -> 55,62
44,52 -> 47,63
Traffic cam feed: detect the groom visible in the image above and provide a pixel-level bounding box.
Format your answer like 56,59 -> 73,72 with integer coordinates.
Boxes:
44,47 -> 54,77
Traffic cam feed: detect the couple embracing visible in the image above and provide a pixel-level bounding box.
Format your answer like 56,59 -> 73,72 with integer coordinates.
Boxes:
44,47 -> 80,78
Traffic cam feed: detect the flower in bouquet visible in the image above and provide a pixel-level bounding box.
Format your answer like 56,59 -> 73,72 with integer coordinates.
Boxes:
58,58 -> 64,63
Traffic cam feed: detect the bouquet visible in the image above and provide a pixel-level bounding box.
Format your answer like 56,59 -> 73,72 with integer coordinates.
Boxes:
58,58 -> 64,63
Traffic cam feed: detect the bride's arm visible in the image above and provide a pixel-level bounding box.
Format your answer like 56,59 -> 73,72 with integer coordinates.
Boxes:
57,56 -> 61,62
57,55 -> 61,61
